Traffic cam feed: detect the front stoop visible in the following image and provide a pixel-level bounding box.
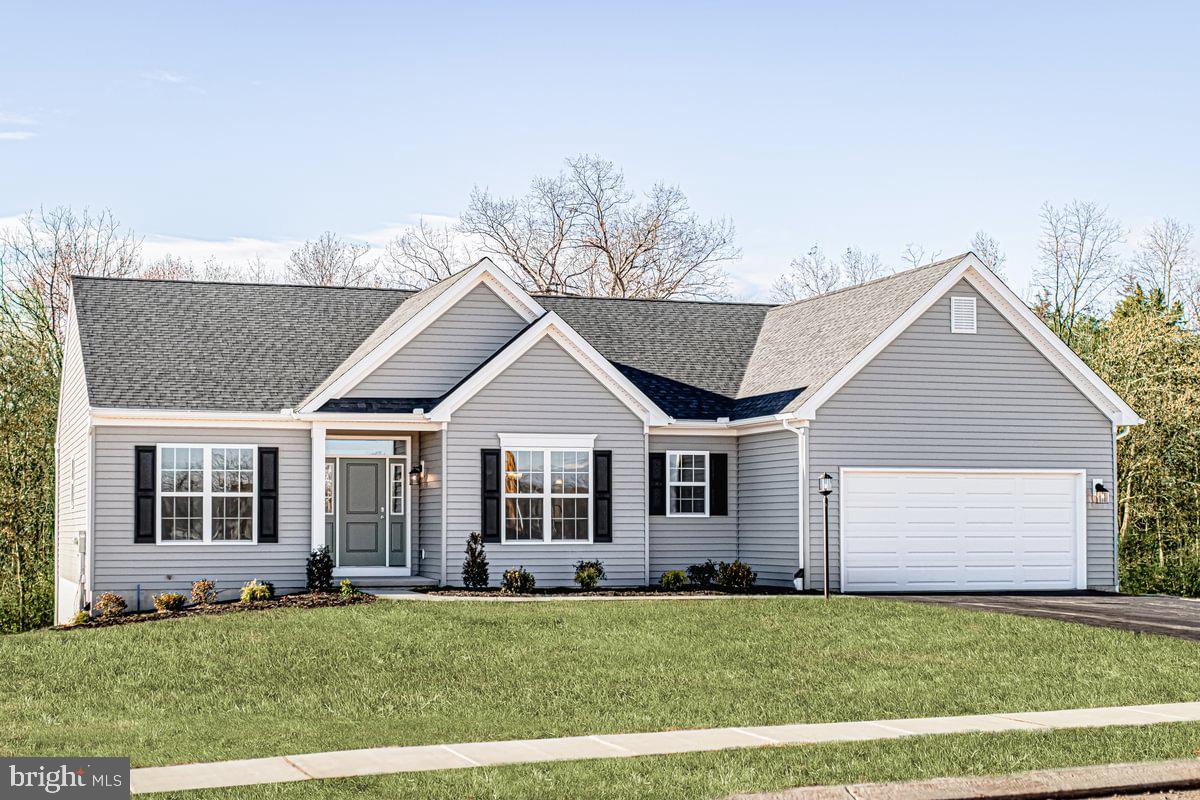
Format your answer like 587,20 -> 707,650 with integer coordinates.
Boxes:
354,576 -> 438,591
730,758 -> 1200,800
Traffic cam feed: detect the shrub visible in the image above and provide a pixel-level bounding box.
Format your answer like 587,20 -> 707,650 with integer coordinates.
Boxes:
462,531 -> 490,589
69,611 -> 91,626
686,559 -> 718,587
501,566 -> 536,594
240,579 -> 274,603
190,578 -> 217,605
716,559 -> 757,591
306,546 -> 335,592
574,559 -> 606,591
93,592 -> 126,618
153,592 -> 187,612
339,578 -> 359,597
659,570 -> 687,591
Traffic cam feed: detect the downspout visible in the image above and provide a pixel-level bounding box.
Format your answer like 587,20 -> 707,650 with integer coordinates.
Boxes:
86,422 -> 96,610
781,418 -> 808,589
440,421 -> 448,586
643,426 -> 651,585
1112,423 -> 1132,593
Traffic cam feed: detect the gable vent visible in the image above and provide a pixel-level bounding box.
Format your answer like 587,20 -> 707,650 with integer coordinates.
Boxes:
950,296 -> 977,334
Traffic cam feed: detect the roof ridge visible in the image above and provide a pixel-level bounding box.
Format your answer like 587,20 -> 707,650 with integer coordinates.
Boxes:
70,274 -> 415,292
769,252 -> 970,311
538,294 -> 776,307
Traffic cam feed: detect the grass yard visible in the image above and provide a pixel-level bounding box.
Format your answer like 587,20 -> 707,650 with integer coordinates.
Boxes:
2,597 -> 1198,772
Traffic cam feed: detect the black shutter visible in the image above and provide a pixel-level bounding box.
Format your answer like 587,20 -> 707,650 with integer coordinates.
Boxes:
258,447 -> 279,543
648,452 -> 666,516
481,449 -> 501,543
710,453 -> 728,516
134,446 -> 156,543
593,450 -> 613,542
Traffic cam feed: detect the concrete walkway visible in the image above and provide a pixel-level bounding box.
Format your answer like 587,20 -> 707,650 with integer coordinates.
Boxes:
129,701 -> 1200,794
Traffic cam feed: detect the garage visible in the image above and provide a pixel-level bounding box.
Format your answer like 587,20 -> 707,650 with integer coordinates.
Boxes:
839,469 -> 1087,592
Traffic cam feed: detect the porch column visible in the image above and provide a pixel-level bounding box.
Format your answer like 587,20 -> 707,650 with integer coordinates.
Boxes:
310,424 -> 326,551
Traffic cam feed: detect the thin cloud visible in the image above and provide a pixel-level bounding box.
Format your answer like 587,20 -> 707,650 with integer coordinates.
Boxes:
141,69 -> 188,84
0,132 -> 35,141
0,113 -> 35,125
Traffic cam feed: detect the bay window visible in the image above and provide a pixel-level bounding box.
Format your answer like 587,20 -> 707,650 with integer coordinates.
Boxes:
158,444 -> 257,543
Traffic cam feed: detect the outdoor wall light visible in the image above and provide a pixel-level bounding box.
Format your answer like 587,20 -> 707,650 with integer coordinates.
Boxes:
818,473 -> 834,496
1090,481 -> 1111,504
409,460 -> 426,486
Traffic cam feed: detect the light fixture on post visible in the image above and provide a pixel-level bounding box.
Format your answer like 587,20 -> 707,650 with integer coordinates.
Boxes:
818,473 -> 834,600
409,460 -> 425,486
1090,481 -> 1111,504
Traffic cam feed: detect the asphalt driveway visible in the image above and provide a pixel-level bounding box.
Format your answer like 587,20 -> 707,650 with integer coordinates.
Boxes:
879,593 -> 1200,641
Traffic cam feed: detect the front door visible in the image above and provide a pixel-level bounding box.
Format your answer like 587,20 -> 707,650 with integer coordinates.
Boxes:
339,459 -> 387,566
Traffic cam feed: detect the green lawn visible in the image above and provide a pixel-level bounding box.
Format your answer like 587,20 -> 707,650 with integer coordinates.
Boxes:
2,597 -> 1198,773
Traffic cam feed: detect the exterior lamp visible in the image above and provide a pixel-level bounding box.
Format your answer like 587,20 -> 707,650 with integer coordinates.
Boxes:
818,473 -> 834,599
409,461 -> 425,486
1090,481 -> 1111,504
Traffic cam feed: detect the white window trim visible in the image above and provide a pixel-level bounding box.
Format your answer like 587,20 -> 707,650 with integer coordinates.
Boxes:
950,295 -> 977,334
390,461 -> 406,515
666,450 -> 710,518
155,443 -> 258,545
501,445 -> 594,544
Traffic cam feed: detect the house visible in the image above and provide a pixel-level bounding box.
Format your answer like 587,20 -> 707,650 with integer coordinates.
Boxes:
53,253 -> 1143,622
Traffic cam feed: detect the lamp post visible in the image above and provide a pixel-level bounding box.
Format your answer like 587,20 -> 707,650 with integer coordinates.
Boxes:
818,473 -> 833,599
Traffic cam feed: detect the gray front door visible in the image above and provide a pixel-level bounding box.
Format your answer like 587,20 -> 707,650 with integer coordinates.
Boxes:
339,459 -> 387,566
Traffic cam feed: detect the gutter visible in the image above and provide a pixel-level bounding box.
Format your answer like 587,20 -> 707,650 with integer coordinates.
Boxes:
781,417 -> 809,587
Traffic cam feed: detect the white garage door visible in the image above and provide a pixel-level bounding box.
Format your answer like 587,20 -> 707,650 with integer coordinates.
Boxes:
840,469 -> 1086,592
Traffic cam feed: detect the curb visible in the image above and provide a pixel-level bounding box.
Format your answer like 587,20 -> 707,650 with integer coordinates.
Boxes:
729,757 -> 1200,800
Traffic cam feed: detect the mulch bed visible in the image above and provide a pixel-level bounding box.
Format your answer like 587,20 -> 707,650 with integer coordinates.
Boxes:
411,585 -> 795,598
56,592 -> 376,630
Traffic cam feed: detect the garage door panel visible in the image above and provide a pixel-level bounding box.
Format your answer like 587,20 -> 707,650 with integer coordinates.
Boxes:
841,470 -> 1082,592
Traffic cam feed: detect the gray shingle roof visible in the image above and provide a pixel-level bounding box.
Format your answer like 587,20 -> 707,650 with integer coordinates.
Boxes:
71,255 -> 968,419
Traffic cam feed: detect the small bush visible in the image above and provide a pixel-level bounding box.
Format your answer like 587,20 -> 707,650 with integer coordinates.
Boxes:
93,592 -> 126,617
154,592 -> 187,612
686,559 -> 718,587
69,611 -> 91,626
306,546 -> 335,592
501,566 -> 536,594
574,559 -> 606,591
240,579 -> 274,603
659,570 -> 687,591
339,578 -> 359,597
462,531 -> 490,589
191,578 -> 217,605
716,559 -> 757,591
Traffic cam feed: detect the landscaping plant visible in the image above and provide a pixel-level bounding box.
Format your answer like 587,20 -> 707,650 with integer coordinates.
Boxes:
93,592 -> 126,617
659,570 -> 687,591
153,592 -> 187,612
686,559 -> 718,587
339,579 -> 359,597
190,578 -> 217,605
716,559 -> 757,591
240,580 -> 274,603
573,559 -> 605,590
306,546 -> 334,592
68,611 -> 90,626
501,566 -> 536,594
461,531 -> 490,588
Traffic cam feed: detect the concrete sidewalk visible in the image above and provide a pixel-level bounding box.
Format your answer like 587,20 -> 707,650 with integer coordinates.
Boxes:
129,701 -> 1200,794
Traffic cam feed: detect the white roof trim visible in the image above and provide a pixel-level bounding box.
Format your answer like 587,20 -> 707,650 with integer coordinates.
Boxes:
298,259 -> 545,413
428,312 -> 673,426
793,254 -> 1144,426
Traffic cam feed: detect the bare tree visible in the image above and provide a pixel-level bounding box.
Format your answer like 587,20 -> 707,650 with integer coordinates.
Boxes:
901,243 -> 942,270
1131,217 -> 1194,307
380,218 -> 474,290
285,232 -> 376,287
772,245 -> 886,302
142,254 -> 279,283
0,207 -> 141,338
460,155 -> 738,299
1034,200 -> 1125,348
970,230 -> 1006,276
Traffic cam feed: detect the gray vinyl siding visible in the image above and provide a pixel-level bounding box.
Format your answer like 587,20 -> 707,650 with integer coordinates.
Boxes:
808,280 -> 1117,591
417,428 -> 443,581
54,317 -> 91,622
737,429 -> 801,586
347,284 -> 527,398
444,337 -> 647,586
647,435 -> 737,579
91,426 -> 312,608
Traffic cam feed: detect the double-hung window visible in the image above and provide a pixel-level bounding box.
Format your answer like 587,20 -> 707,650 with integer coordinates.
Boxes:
158,444 -> 257,543
501,442 -> 592,542
667,451 -> 708,517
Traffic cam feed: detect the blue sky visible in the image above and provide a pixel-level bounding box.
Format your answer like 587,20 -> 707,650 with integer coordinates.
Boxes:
3,1 -> 1198,299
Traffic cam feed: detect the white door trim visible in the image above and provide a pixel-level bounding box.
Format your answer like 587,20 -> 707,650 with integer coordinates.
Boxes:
329,441 -> 413,576
838,467 -> 1088,592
